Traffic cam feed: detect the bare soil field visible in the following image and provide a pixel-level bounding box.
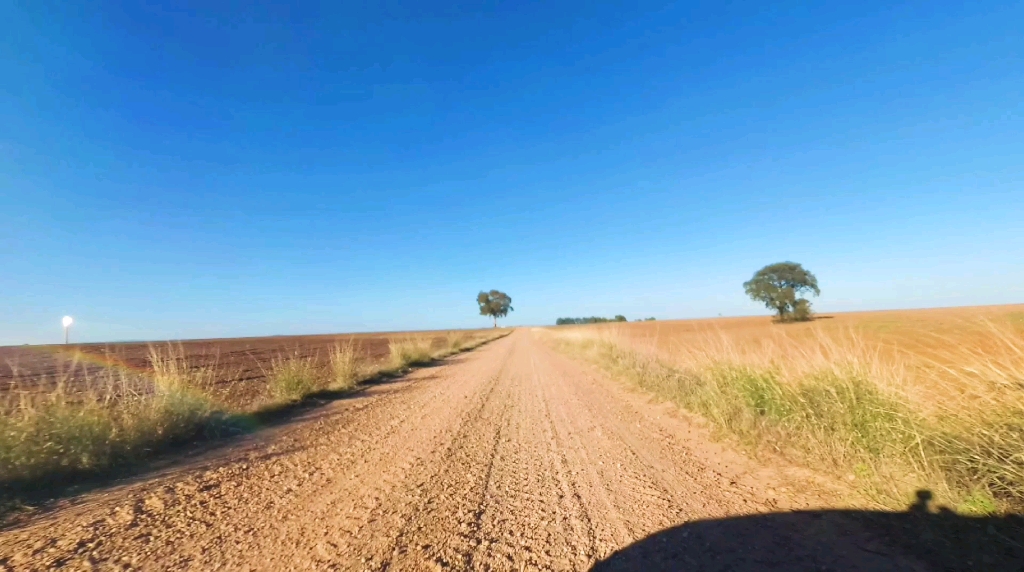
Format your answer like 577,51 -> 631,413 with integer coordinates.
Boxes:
0,329 -> 494,409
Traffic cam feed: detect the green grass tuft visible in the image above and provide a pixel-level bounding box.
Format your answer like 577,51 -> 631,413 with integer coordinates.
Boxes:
268,353 -> 324,402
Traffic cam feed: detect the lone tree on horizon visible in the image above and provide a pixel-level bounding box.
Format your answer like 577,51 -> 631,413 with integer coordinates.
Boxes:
477,290 -> 513,328
743,262 -> 819,322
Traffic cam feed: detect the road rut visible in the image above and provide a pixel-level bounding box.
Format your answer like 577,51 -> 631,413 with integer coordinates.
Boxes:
0,330 -> 926,570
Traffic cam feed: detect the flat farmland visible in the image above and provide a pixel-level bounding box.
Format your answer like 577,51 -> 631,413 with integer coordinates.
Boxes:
554,304 -> 1024,412
0,329 -> 498,409
542,304 -> 1024,515
576,303 -> 1024,361
2,321 -> 1021,569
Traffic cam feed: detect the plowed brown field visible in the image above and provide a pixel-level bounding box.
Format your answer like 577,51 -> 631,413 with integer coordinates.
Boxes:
0,330 -> 489,408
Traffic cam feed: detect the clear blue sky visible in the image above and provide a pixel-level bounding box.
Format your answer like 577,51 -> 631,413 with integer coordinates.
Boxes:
2,1 -> 1022,344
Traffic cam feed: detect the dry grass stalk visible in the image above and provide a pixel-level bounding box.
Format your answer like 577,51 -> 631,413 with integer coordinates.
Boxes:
388,337 -> 435,370
0,346 -> 219,489
267,352 -> 324,402
445,331 -> 469,354
1,330 -> 510,503
329,341 -> 360,390
543,308 -> 1024,514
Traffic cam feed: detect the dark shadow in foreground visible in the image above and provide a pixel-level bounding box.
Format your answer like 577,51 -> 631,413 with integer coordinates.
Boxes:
593,491 -> 1023,571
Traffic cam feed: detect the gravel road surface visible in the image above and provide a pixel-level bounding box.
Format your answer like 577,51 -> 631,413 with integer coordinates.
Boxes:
0,330 -> 927,571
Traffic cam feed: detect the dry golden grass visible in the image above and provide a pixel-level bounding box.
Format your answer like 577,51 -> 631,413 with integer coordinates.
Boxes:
328,341 -> 360,391
0,346 -> 221,491
1,330 -> 511,505
266,352 -> 324,402
445,331 -> 469,353
544,305 -> 1024,514
388,337 -> 435,370
387,330 -> 509,370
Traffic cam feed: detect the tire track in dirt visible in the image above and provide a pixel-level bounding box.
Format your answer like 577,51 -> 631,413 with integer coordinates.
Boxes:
1,330 -> 929,571
358,356 -> 515,570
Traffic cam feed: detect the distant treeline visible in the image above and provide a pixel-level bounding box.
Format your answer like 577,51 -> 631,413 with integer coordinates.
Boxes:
554,315 -> 655,325
555,316 -> 626,325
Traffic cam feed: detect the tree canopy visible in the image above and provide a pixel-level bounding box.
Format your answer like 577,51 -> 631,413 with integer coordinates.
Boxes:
477,290 -> 513,327
743,262 -> 819,321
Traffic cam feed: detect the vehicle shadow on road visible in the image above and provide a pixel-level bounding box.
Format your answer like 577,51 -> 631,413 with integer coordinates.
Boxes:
592,491 -> 1023,571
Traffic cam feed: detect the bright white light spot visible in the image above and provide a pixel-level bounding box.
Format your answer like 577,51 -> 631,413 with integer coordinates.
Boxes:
62,316 -> 74,328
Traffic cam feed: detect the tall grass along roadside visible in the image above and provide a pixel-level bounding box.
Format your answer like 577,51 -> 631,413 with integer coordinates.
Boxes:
388,337 -> 435,370
1,346 -> 221,494
445,331 -> 468,354
1,331 -> 511,510
266,352 -> 324,402
543,319 -> 1024,514
329,341 -> 360,391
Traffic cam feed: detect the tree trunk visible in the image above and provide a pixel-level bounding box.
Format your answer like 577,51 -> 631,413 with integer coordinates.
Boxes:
493,316 -> 497,328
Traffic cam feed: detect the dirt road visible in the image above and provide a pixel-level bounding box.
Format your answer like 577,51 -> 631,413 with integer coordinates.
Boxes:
0,330 -> 928,571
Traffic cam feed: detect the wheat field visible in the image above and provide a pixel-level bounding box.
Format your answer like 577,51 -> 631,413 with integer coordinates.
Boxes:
544,305 -> 1024,514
